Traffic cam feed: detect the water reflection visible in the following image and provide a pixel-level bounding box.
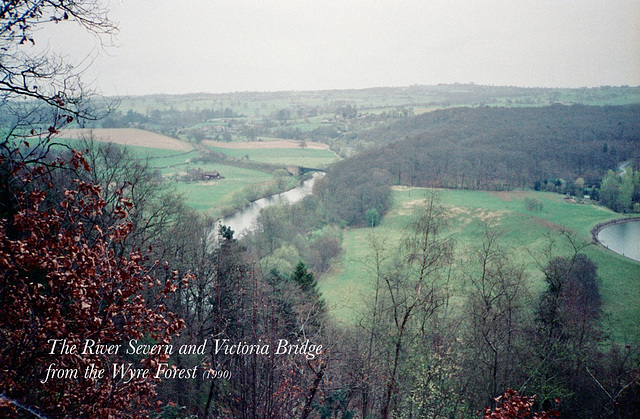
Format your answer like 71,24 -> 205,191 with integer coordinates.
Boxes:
218,172 -> 323,238
597,220 -> 640,262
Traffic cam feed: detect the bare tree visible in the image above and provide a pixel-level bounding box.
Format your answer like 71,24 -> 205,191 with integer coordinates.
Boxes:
355,233 -> 392,417
1,0 -> 116,194
357,191 -> 453,418
1,0 -> 115,112
461,223 -> 530,409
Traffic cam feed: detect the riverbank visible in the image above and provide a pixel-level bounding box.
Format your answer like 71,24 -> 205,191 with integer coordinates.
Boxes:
218,172 -> 323,238
218,172 -> 316,218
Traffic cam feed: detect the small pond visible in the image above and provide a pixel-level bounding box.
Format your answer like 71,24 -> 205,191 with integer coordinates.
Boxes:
597,220 -> 640,262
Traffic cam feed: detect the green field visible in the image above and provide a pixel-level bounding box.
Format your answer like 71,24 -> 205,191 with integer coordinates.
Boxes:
52,138 -> 288,218
172,165 -> 276,215
319,187 -> 640,342
206,145 -> 339,168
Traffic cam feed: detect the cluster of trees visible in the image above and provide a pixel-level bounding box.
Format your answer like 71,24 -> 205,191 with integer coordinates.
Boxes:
533,178 -> 588,197
313,158 -> 392,226
246,197 -> 343,275
150,214 -> 330,417
598,167 -> 640,213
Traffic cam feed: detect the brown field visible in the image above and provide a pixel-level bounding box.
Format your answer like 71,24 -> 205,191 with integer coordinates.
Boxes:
59,129 -> 193,151
203,139 -> 329,150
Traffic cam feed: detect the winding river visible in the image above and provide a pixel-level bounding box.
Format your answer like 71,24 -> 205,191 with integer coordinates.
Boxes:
215,173 -> 639,263
597,220 -> 640,262
217,172 -> 323,239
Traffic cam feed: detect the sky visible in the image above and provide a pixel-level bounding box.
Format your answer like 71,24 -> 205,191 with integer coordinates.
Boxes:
39,0 -> 640,96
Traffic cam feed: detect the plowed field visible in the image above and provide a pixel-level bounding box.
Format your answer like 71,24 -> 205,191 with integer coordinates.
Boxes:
60,128 -> 192,151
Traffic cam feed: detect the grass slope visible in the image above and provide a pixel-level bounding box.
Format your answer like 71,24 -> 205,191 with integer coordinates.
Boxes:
319,187 -> 640,342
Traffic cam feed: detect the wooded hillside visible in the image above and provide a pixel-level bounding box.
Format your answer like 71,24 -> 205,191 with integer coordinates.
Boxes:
317,105 -> 639,225
359,104 -> 639,188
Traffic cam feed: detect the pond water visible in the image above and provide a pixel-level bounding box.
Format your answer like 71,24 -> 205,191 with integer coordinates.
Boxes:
217,172 -> 323,239
597,220 -> 640,262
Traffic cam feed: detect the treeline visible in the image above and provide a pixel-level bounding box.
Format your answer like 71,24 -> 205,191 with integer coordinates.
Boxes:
313,158 -> 393,226
101,107 -> 244,129
598,167 -> 640,213
360,104 -> 639,188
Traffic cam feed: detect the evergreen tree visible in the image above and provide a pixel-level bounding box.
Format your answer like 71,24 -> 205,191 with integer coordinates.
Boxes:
291,261 -> 319,295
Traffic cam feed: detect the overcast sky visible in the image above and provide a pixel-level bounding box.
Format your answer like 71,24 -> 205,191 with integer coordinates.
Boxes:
41,0 -> 640,96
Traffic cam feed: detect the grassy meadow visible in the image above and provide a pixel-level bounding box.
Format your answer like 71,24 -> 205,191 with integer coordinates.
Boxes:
54,131 -> 305,218
319,187 -> 640,342
171,166 -> 277,215
206,144 -> 339,168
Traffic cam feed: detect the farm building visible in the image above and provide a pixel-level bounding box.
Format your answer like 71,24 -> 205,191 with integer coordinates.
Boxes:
185,168 -> 224,181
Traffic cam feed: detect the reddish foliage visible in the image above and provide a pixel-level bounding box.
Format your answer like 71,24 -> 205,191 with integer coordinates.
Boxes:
482,389 -> 560,419
0,154 -> 184,417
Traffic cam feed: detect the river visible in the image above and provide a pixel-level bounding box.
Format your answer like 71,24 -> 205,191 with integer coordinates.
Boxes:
216,172 -> 323,239
597,220 -> 640,262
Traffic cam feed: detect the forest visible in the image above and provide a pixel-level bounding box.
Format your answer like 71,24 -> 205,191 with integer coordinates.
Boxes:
1,1 -> 640,418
